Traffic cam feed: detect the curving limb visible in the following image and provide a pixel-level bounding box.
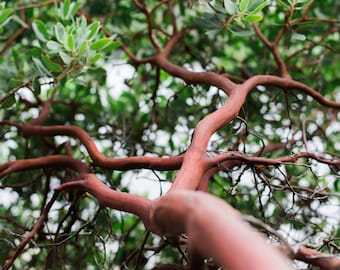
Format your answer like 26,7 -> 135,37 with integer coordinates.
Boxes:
294,247 -> 340,270
0,155 -> 90,179
55,174 -> 154,231
0,122 -> 184,171
56,175 -> 292,270
150,190 -> 292,270
2,191 -> 60,270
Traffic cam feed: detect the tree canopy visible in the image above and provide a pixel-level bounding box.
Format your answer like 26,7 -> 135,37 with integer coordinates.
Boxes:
0,0 -> 339,269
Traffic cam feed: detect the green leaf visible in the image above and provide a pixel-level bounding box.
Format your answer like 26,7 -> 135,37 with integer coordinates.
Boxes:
78,40 -> 88,55
47,40 -> 62,52
248,0 -> 265,11
208,2 -> 229,14
195,18 -> 221,29
87,21 -> 100,40
41,55 -> 63,73
249,1 -> 269,14
239,0 -> 249,11
63,0 -> 71,18
234,17 -> 245,28
244,14 -> 263,22
229,28 -> 253,36
89,53 -> 102,63
33,57 -> 51,75
0,7 -> 12,24
292,32 -> 306,40
66,34 -> 75,51
276,0 -> 290,9
195,13 -> 224,30
89,38 -> 111,51
25,47 -> 42,57
334,179 -> 340,192
70,2 -> 81,16
101,41 -> 120,53
224,0 -> 238,15
32,77 -> 41,95
1,94 -> 15,108
32,20 -> 49,42
59,51 -> 72,65
55,23 -> 65,43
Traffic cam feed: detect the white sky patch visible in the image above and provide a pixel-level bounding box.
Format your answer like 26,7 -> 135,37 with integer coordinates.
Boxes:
20,108 -> 39,122
121,170 -> 172,200
17,87 -> 35,103
105,61 -> 135,99
0,188 -> 19,208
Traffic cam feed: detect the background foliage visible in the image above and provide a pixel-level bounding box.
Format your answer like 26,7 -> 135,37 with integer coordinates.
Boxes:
0,0 -> 339,269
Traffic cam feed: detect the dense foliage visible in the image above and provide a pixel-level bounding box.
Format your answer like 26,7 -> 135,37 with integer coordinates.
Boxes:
0,0 -> 339,269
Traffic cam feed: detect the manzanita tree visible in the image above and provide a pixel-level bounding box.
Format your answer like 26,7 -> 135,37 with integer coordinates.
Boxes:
0,0 -> 339,269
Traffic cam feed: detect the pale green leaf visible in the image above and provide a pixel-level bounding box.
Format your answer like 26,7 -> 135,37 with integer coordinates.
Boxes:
229,29 -> 253,36
249,1 -> 269,14
244,14 -> 263,22
276,0 -> 289,9
101,41 -> 120,53
70,2 -> 81,17
89,38 -> 111,51
41,55 -> 62,73
55,23 -> 65,43
66,34 -> 75,51
87,21 -> 100,40
89,53 -> 102,63
78,40 -> 88,56
234,17 -> 245,28
239,0 -> 249,11
59,51 -> 72,65
33,57 -> 51,75
224,0 -> 238,15
292,32 -> 306,40
32,20 -> 49,42
47,40 -> 62,52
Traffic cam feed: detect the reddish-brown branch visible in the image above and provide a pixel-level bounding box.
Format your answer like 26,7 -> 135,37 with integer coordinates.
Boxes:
55,174 -> 155,231
150,190 -> 292,270
287,25 -> 339,62
169,72 -> 338,190
294,247 -> 340,270
0,27 -> 26,56
162,27 -> 192,58
242,75 -> 340,109
171,88 -> 247,190
252,23 -> 290,78
55,174 -> 340,270
4,123 -> 183,171
27,100 -> 51,125
150,0 -> 169,15
155,54 -> 235,95
196,167 -> 219,192
2,191 -> 59,270
207,151 -> 340,168
166,0 -> 178,34
197,139 -> 299,191
133,0 -> 161,52
0,155 -> 90,179
120,27 -> 236,95
15,0 -> 63,11
152,265 -> 185,270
